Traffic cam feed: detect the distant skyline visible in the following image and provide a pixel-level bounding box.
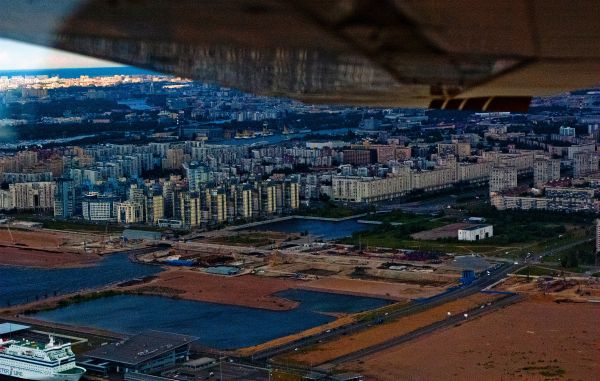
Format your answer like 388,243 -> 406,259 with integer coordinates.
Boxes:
0,37 -> 122,70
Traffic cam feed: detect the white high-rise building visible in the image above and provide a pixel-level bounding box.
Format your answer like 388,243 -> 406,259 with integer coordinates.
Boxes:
534,158 -> 560,187
489,166 -> 517,194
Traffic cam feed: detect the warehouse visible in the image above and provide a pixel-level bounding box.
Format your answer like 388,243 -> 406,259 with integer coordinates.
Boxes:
457,225 -> 493,241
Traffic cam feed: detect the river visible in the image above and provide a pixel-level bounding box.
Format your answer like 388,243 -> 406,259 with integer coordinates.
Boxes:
0,253 -> 161,307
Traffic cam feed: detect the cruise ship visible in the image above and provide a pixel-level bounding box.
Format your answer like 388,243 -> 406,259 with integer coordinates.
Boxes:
0,336 -> 85,381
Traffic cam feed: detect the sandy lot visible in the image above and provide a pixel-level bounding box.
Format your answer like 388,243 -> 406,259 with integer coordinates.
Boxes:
345,297 -> 599,381
410,222 -> 471,240
237,313 -> 359,357
497,276 -> 600,302
301,277 -> 443,300
0,228 -> 104,249
0,228 -> 68,248
0,246 -> 100,268
129,269 -> 303,311
282,293 -> 499,366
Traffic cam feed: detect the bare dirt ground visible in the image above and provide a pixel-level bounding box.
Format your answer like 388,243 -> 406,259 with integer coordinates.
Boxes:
0,246 -> 100,268
202,230 -> 299,248
410,222 -> 471,240
127,268 -> 302,310
300,277 -> 443,300
0,227 -> 103,247
281,293 -> 499,366
345,297 -> 599,381
496,276 -> 600,302
0,228 -> 68,248
236,313 -> 359,357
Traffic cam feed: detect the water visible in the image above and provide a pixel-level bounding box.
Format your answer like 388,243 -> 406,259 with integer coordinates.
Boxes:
0,253 -> 161,307
250,218 -> 372,240
32,290 -> 390,349
0,134 -> 98,150
277,289 -> 390,313
220,128 -> 353,147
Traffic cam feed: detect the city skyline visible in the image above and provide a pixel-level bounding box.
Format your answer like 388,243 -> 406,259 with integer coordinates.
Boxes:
0,37 -> 122,70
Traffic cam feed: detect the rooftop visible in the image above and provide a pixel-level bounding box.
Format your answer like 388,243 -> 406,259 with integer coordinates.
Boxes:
0,322 -> 30,336
459,224 -> 492,232
85,331 -> 198,366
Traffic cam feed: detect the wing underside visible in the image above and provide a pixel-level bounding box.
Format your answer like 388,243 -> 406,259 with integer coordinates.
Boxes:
0,0 -> 598,110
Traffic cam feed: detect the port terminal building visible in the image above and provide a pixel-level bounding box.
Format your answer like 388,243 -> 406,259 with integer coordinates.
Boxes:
81,331 -> 197,375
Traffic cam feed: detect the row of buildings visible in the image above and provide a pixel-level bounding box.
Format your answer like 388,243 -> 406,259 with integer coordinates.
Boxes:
83,179 -> 300,227
0,177 -> 300,229
331,150 -> 538,203
491,186 -> 597,213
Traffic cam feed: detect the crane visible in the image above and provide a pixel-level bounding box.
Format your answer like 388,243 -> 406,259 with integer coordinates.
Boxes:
6,220 -> 15,245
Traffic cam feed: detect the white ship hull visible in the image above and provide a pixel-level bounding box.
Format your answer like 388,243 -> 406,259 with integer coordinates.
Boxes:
0,336 -> 85,381
0,364 -> 85,381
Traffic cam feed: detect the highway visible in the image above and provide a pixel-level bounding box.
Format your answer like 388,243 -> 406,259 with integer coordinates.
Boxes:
250,262 -> 521,362
322,292 -> 523,367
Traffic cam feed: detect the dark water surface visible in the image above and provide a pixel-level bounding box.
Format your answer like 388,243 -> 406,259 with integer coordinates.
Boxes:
32,290 -> 391,349
0,253 -> 161,306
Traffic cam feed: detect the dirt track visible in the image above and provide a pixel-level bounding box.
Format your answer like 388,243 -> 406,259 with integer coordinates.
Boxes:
345,297 -> 599,381
410,222 -> 471,240
301,277 -> 443,300
282,293 -> 499,366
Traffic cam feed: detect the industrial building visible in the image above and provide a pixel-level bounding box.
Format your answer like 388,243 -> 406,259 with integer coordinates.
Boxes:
82,331 -> 197,375
122,229 -> 162,241
458,225 -> 494,241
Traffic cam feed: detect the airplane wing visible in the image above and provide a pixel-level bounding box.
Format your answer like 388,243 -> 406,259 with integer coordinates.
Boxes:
0,0 -> 598,111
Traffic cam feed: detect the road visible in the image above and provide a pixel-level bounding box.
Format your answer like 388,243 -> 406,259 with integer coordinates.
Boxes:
321,293 -> 523,367
252,235 -> 589,371
250,263 -> 520,362
535,237 -> 594,261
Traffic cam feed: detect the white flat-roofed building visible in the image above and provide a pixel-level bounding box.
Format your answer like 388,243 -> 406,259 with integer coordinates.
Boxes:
458,224 -> 494,241
82,194 -> 118,221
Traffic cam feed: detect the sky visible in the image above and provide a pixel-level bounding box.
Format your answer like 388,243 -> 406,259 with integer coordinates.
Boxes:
0,37 -> 122,70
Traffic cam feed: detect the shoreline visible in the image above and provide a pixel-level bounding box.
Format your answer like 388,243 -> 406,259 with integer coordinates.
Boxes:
123,269 -> 302,311
229,213 -> 370,231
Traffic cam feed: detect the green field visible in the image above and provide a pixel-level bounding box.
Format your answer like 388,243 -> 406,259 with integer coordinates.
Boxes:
299,200 -> 369,219
366,210 -> 437,224
41,220 -> 124,233
214,233 -> 274,247
340,206 -> 595,257
515,266 -> 559,277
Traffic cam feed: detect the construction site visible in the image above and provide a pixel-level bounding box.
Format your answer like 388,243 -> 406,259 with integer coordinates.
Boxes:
1,217 -> 599,381
0,221 -> 131,268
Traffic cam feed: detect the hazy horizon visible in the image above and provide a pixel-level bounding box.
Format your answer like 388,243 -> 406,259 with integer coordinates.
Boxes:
0,37 -> 123,70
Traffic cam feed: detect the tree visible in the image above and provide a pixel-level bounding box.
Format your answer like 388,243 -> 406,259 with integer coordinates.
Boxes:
561,251 -> 579,269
